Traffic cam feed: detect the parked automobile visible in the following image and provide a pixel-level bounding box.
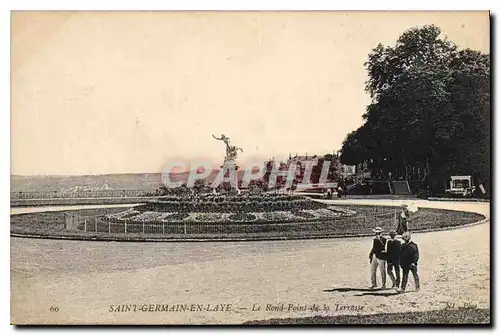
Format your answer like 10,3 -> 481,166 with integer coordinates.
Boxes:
445,175 -> 475,197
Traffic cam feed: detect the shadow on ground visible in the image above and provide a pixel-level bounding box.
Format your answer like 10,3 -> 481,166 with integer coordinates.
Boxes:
324,287 -> 417,297
323,287 -> 388,293
354,291 -> 401,297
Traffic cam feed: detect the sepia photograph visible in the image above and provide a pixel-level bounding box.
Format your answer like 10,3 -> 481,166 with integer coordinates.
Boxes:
10,10 -> 491,325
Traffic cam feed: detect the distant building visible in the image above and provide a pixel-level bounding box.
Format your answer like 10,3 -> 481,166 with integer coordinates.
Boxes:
287,154 -> 320,183
285,153 -> 341,186
288,155 -> 320,170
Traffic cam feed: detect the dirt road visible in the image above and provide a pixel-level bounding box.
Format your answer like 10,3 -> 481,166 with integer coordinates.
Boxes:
11,199 -> 489,324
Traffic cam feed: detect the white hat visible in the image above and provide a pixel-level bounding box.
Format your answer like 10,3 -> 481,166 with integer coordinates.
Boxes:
372,227 -> 384,233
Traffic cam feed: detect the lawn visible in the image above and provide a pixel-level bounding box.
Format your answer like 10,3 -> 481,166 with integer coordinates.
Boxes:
10,204 -> 485,241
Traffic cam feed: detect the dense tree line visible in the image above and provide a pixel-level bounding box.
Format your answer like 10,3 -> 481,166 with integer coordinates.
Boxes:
340,25 -> 490,195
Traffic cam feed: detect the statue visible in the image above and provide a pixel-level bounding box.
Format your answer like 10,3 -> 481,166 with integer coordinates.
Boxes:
212,134 -> 243,163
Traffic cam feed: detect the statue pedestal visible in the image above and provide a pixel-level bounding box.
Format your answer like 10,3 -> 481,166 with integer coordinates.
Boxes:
218,160 -> 240,192
221,160 -> 238,171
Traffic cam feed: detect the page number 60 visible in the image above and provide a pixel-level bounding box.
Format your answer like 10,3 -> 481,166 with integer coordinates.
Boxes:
49,306 -> 59,312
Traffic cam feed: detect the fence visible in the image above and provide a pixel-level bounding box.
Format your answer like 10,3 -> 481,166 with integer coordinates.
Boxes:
11,189 -> 154,200
64,207 -> 400,236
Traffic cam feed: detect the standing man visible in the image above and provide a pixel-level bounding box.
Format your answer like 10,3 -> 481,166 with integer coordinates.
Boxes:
369,227 -> 387,289
396,204 -> 410,235
385,230 -> 402,288
398,231 -> 420,292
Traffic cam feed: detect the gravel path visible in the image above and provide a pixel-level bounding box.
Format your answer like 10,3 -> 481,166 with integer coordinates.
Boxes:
11,199 -> 490,324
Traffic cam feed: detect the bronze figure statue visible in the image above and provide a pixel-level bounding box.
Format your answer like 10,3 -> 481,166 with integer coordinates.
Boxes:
212,134 -> 243,162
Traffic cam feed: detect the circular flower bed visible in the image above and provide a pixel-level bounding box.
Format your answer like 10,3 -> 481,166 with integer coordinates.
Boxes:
101,193 -> 358,227
302,208 -> 341,219
139,193 -> 326,213
163,212 -> 190,222
292,211 -> 317,220
227,212 -> 257,222
106,209 -> 140,221
11,204 -> 486,240
103,206 -> 353,225
328,206 -> 357,216
191,212 -> 226,222
261,211 -> 295,222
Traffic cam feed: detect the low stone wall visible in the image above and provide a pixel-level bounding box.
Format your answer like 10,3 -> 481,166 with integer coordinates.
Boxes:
11,196 -> 157,207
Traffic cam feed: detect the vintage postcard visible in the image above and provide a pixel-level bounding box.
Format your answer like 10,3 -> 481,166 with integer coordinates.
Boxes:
10,11 -> 490,325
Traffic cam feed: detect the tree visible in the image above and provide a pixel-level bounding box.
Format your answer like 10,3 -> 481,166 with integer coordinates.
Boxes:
340,25 -> 490,194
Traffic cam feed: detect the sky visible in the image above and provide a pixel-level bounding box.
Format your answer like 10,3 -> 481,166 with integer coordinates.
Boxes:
11,11 -> 490,175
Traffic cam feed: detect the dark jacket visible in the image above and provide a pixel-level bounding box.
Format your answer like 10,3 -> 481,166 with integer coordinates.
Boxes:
386,238 -> 402,264
399,241 -> 419,267
396,210 -> 409,235
369,236 -> 387,260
